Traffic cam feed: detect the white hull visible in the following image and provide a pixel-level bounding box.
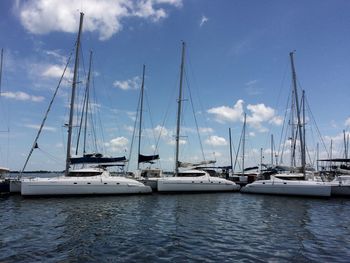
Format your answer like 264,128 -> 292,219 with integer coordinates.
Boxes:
9,179 -> 21,193
157,176 -> 240,192
21,174 -> 152,196
241,178 -> 331,197
329,176 -> 350,196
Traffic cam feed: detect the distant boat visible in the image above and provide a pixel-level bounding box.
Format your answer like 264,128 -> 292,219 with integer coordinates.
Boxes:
21,13 -> 151,196
157,42 -> 239,193
241,52 -> 330,197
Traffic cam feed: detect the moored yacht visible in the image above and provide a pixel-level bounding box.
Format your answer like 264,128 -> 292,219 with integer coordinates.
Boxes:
21,167 -> 151,196
20,13 -> 151,196
155,42 -> 239,193
158,169 -> 240,192
240,176 -> 331,197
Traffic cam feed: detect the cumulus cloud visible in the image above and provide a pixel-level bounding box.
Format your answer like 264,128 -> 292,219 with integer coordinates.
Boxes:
17,0 -> 182,41
41,64 -> 73,80
105,136 -> 129,153
207,99 -> 244,123
199,15 -> 208,27
113,76 -> 140,90
205,135 -> 227,146
1,91 -> 44,102
207,100 -> 283,132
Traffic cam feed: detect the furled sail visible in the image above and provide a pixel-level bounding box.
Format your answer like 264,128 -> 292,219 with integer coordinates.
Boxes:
138,154 -> 159,163
71,153 -> 126,164
178,160 -> 216,168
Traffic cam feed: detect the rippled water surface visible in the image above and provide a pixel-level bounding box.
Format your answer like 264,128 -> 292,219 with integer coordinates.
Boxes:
1,190 -> 350,262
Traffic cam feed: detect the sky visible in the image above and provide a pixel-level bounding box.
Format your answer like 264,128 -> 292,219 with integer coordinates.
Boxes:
0,0 -> 350,172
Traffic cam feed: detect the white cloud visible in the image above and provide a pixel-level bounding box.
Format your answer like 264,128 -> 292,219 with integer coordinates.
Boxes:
1,91 -> 44,102
105,136 -> 129,153
207,99 -> 244,123
41,64 -> 73,80
345,118 -> 350,127
199,127 -> 214,134
199,15 -> 208,27
205,135 -> 227,146
17,0 -> 182,41
207,100 -> 282,132
113,76 -> 140,90
24,124 -> 57,132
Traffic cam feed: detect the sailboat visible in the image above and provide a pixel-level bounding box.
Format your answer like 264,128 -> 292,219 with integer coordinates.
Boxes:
241,52 -> 331,197
157,42 -> 240,193
130,65 -> 162,191
21,13 -> 151,196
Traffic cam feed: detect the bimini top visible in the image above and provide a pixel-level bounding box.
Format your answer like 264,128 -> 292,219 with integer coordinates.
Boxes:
70,153 -> 127,165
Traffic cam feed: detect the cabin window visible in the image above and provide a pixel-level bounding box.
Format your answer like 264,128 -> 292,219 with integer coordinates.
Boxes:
262,182 -> 265,184
178,173 -> 205,177
104,183 -> 107,185
87,182 -> 91,184
74,182 -> 77,184
68,171 -> 102,177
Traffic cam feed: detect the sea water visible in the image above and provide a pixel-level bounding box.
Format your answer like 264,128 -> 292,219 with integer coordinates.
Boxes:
0,184 -> 349,262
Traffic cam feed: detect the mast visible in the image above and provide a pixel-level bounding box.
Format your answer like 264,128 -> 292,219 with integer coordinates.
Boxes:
229,128 -> 233,173
65,12 -> 84,176
0,48 -> 3,94
242,113 -> 246,176
175,41 -> 185,175
289,51 -> 305,174
137,65 -> 146,170
343,129 -> 347,159
302,90 -> 306,173
271,134 -> 274,166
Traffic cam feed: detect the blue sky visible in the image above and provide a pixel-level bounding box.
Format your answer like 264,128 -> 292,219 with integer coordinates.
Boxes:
0,0 -> 350,171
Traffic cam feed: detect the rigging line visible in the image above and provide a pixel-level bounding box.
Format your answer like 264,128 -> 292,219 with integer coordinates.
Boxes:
277,90 -> 291,164
305,96 -> 329,157
126,91 -> 141,171
233,121 -> 243,173
21,50 -> 74,175
154,74 -> 179,154
184,68 -> 206,162
37,147 -> 64,165
144,91 -> 158,156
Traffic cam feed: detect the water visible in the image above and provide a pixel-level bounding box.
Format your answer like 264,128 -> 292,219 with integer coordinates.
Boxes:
1,192 -> 349,262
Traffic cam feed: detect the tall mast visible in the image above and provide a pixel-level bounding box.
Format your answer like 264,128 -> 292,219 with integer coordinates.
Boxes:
302,90 -> 306,173
229,128 -> 233,173
175,42 -> 185,175
289,51 -> 305,173
137,65 -> 146,170
242,113 -> 246,176
0,48 -> 3,94
65,12 -> 84,176
83,50 -> 93,154
271,134 -> 274,166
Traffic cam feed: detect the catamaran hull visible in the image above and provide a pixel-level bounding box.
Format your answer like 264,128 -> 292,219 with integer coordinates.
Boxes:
157,178 -> 240,193
21,177 -> 152,196
241,180 -> 331,197
330,185 -> 350,196
9,179 -> 21,193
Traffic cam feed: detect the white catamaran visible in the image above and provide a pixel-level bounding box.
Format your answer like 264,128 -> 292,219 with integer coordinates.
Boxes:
21,13 -> 151,196
157,42 -> 240,193
241,52 -> 331,197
